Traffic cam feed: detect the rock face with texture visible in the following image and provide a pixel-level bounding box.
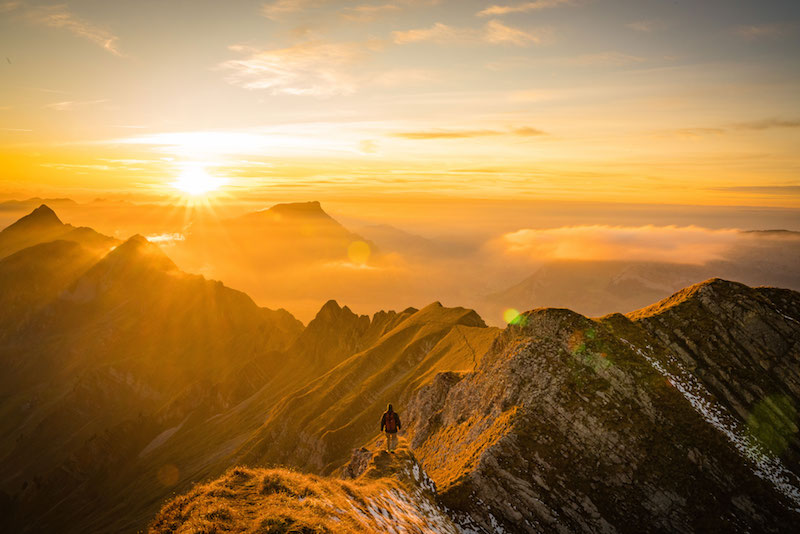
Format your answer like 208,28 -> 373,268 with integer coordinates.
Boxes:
405,280 -> 800,533
150,279 -> 800,534
629,279 -> 800,471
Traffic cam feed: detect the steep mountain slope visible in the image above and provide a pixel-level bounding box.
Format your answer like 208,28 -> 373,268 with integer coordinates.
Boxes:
236,302 -> 500,474
0,240 -> 99,339
152,279 -> 800,534
0,233 -> 304,533
628,279 -> 800,472
168,201 -> 387,322
404,279 -> 800,532
177,200 -> 371,268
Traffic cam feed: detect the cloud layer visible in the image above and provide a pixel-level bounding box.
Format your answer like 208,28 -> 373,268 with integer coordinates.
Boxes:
498,225 -> 745,264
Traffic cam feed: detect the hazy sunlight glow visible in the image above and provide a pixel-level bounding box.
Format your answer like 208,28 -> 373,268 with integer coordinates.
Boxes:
171,165 -> 227,196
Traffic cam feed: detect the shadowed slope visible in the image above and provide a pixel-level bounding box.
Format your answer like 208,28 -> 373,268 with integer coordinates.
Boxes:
0,234 -> 304,534
0,240 -> 98,340
627,278 -> 800,471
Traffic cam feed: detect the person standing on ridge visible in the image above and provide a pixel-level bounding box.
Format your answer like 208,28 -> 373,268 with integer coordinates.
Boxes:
380,403 -> 401,453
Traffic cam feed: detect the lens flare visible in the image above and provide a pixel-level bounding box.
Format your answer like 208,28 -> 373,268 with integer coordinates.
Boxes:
157,464 -> 180,486
347,241 -> 371,264
503,308 -> 521,325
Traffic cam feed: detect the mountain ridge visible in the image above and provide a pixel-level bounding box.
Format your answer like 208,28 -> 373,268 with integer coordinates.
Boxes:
1,205 -> 799,533
152,278 -> 800,533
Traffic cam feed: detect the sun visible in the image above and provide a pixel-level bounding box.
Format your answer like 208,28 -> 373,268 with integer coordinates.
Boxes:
171,164 -> 227,196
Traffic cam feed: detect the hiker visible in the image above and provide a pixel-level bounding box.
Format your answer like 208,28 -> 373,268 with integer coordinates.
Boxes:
380,403 -> 401,452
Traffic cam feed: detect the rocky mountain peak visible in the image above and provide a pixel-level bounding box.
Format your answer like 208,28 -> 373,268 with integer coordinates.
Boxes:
627,277 -> 750,319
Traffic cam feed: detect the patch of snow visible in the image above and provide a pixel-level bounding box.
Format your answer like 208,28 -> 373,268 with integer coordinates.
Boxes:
622,339 -> 800,512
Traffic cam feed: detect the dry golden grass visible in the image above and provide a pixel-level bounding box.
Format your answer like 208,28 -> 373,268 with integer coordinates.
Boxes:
149,451 -> 456,534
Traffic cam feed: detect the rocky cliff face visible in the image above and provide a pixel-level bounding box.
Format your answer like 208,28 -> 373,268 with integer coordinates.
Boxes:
404,279 -> 800,533
629,279 -> 800,471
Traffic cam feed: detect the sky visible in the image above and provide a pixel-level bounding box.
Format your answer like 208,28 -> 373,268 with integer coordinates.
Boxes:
1,0 -> 799,208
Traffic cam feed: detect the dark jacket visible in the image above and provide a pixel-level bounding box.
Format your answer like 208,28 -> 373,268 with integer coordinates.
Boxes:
380,411 -> 401,433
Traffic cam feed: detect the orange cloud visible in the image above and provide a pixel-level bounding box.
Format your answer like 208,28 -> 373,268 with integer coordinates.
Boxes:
27,4 -> 123,56
220,41 -> 374,96
391,127 -> 546,139
478,0 -> 574,17
393,20 -> 542,46
498,225 -> 745,264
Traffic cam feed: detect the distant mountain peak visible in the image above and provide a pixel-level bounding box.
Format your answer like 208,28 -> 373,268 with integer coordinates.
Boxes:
313,299 -> 360,324
264,201 -> 332,220
3,204 -> 64,232
101,234 -> 178,272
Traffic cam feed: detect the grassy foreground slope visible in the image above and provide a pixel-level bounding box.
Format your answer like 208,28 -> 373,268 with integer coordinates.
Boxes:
150,447 -> 457,534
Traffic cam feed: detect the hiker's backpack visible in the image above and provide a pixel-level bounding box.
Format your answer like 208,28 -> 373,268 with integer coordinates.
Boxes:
385,412 -> 397,433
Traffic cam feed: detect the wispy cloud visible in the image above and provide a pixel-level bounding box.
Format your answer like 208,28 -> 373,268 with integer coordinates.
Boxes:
735,23 -> 792,40
672,127 -> 726,139
477,0 -> 574,17
733,118 -> 800,131
341,3 -> 400,22
392,22 -> 472,44
392,126 -> 546,139
219,41 -> 376,96
393,20 -> 543,46
0,1 -> 20,13
512,126 -> 546,136
45,99 -> 108,111
485,19 -> 541,46
393,129 -> 502,139
714,185 -> 800,195
262,0 -> 438,20
262,0 -> 320,19
27,4 -> 123,56
627,20 -> 655,33
667,118 -> 800,138
565,52 -> 645,66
